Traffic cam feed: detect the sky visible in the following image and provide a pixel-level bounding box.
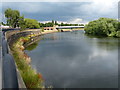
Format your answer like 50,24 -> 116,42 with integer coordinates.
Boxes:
1,0 -> 119,24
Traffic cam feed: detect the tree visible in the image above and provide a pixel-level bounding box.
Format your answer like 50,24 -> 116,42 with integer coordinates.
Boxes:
79,24 -> 84,26
25,18 -> 40,29
55,21 -> 58,25
44,22 -> 54,27
116,31 -> 120,37
85,18 -> 119,37
19,15 -> 26,30
61,22 -> 64,26
5,8 -> 20,28
52,20 -> 54,24
1,22 -> 6,26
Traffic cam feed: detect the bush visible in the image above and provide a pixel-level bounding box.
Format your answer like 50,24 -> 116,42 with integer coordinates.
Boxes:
41,27 -> 44,32
12,37 -> 44,88
85,18 -> 119,37
21,66 -> 43,88
116,31 -> 120,37
25,18 -> 40,29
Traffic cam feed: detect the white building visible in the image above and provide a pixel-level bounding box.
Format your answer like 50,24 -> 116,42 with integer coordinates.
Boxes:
0,25 -> 10,29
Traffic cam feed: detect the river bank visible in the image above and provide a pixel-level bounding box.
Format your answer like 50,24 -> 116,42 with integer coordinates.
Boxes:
7,28 -> 84,88
11,36 -> 44,88
7,29 -> 60,88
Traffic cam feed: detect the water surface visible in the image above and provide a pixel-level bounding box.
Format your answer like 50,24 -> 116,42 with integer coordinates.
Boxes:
25,30 -> 118,88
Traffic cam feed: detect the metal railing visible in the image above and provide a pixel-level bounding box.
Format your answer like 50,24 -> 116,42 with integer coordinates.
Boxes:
2,31 -> 26,89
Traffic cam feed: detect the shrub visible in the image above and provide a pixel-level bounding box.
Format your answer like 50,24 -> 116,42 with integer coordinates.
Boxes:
12,37 -> 44,88
85,18 -> 119,37
25,18 -> 40,29
116,31 -> 120,37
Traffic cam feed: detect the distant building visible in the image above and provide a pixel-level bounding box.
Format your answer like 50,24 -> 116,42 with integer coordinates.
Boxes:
0,25 -> 10,29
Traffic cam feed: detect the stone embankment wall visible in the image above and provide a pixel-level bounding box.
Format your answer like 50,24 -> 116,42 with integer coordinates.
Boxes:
6,30 -> 41,46
3,29 -> 42,88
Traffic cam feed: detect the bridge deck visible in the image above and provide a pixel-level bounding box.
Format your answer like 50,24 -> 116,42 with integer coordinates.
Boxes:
56,26 -> 84,29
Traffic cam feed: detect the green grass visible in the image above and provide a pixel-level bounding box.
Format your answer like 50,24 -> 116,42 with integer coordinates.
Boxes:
11,37 -> 44,88
21,67 -> 43,88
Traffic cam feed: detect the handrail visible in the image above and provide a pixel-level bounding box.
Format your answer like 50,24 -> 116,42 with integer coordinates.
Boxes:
2,31 -> 26,89
2,29 -> 42,89
5,31 -> 26,88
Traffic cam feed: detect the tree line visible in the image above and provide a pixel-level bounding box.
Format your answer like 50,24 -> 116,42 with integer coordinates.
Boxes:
1,8 -> 84,30
84,18 -> 120,37
39,20 -> 84,27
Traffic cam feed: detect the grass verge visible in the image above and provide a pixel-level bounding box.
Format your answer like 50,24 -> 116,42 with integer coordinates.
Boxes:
11,36 -> 44,88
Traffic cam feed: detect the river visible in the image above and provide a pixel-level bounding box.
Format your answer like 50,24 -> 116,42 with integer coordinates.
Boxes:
25,30 -> 118,88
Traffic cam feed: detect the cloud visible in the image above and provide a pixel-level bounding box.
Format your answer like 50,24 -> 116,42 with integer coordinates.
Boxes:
79,0 -> 118,19
2,2 -> 55,14
19,3 -> 42,13
67,18 -> 83,24
2,0 -> 96,2
2,0 -> 119,23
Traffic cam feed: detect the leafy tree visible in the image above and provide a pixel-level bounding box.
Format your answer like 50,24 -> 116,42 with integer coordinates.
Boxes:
1,22 -> 7,26
116,31 -> 120,37
19,15 -> 26,30
85,18 -> 119,37
5,8 -> 20,28
58,22 -> 80,26
45,22 -> 54,27
52,20 -> 54,24
55,21 -> 58,25
61,22 -> 64,26
25,18 -> 40,29
39,23 -> 44,27
79,24 -> 84,26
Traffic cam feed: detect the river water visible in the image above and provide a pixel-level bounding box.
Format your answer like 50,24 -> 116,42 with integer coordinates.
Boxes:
25,30 -> 118,88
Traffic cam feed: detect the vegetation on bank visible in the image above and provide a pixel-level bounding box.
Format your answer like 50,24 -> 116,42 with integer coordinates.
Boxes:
11,36 -> 44,88
4,8 -> 25,29
84,18 -> 120,37
24,18 -> 40,29
39,20 -> 84,27
4,8 -> 41,30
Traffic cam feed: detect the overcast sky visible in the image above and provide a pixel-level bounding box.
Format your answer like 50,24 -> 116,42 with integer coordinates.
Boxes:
1,0 -> 119,24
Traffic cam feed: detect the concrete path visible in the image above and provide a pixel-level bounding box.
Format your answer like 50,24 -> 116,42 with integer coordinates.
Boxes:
2,32 -> 19,88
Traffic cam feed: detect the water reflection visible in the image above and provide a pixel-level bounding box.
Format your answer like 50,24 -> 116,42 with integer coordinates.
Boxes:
25,30 -> 118,88
25,42 -> 39,51
85,37 -> 118,51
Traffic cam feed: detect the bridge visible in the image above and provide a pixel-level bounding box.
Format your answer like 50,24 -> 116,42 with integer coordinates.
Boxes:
56,26 -> 84,29
43,26 -> 84,30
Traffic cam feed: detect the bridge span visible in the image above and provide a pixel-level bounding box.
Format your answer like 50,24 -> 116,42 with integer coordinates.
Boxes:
56,26 -> 84,29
